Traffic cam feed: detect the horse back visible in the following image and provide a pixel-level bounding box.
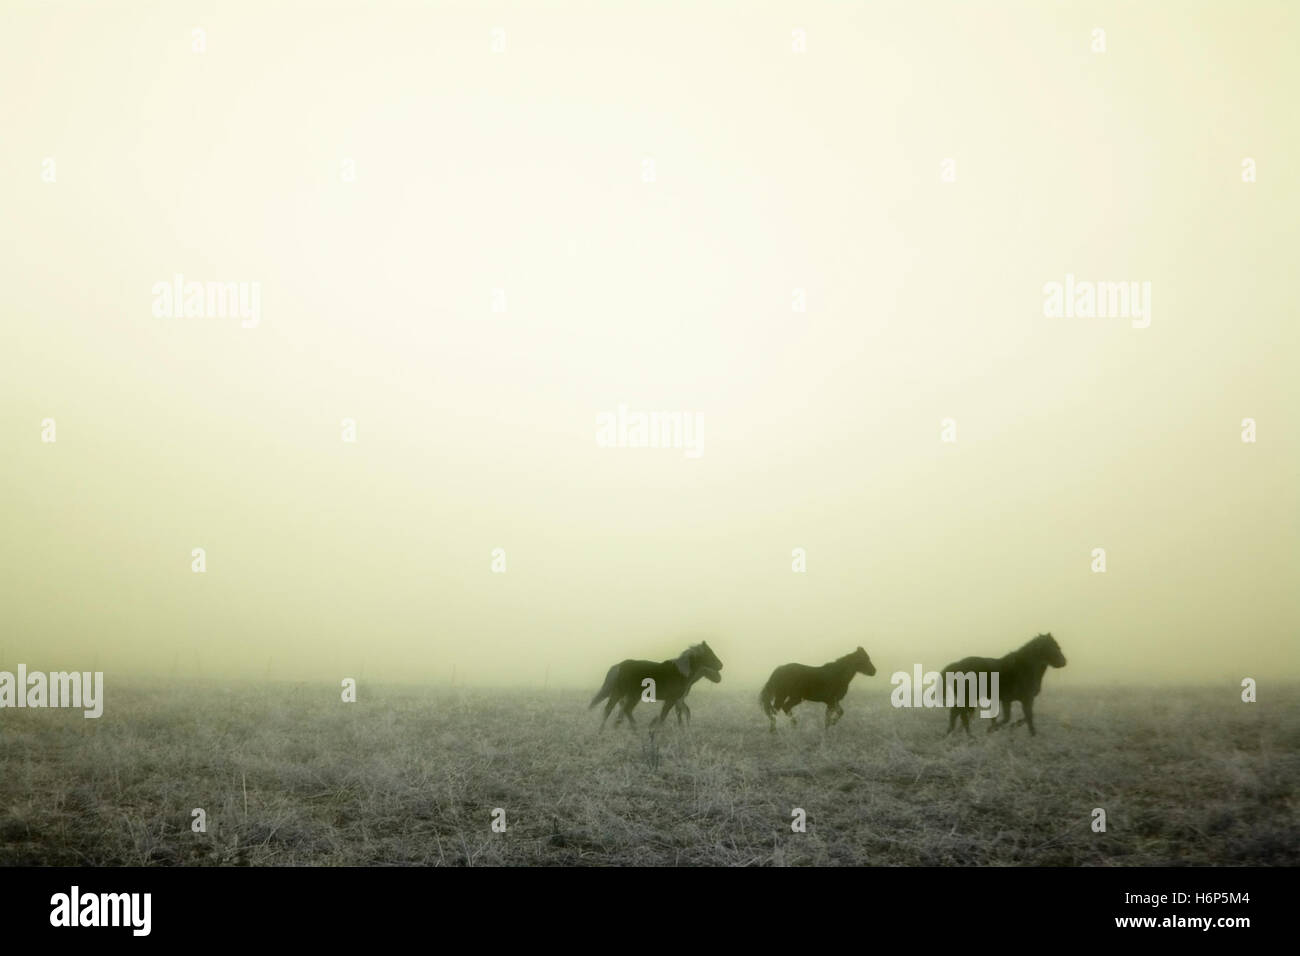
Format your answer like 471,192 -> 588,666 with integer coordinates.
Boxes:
768,662 -> 843,702
943,655 -> 1002,675
943,654 -> 1038,702
768,662 -> 816,687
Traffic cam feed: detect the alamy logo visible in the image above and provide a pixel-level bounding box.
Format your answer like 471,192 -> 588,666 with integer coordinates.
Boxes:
596,404 -> 703,459
152,274 -> 262,328
0,666 -> 103,718
889,665 -> 1000,718
1043,273 -> 1151,328
50,886 -> 150,936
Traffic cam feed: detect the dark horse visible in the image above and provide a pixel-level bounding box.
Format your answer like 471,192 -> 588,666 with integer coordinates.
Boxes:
943,632 -> 1067,737
759,647 -> 876,731
589,642 -> 724,729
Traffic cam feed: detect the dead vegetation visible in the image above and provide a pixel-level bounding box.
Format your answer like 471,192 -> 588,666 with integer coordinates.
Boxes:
1,682 -> 1295,866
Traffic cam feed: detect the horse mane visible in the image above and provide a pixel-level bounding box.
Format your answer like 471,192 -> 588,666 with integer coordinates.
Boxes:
1013,633 -> 1056,662
671,643 -> 708,675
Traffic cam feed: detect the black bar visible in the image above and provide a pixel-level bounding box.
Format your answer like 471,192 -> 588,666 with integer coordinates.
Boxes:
1,865 -> 1282,942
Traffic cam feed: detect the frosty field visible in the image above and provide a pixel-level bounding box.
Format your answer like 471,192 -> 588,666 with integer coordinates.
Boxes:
1,682 -> 1294,867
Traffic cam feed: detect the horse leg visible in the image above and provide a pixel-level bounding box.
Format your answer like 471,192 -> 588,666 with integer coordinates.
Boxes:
783,698 -> 799,725
994,702 -> 1012,732
770,691 -> 787,729
946,708 -> 958,736
1011,702 -> 1027,729
960,710 -> 971,736
601,695 -> 619,730
988,704 -> 1006,733
677,700 -> 690,726
620,696 -> 638,728
1021,698 -> 1036,736
654,698 -> 674,727
825,704 -> 834,729
826,702 -> 844,728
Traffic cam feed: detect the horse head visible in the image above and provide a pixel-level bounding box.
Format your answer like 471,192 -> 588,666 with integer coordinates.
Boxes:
1036,633 -> 1067,668
674,641 -> 724,678
698,641 -> 723,672
854,646 -> 877,676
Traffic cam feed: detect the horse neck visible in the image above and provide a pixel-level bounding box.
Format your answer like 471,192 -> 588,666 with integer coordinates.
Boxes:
830,657 -> 859,683
1024,642 -> 1052,670
1010,649 -> 1050,681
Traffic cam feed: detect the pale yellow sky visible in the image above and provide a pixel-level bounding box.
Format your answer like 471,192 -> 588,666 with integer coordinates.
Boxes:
1,1 -> 1296,689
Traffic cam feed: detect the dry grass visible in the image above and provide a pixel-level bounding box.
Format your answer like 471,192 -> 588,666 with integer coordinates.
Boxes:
1,682 -> 1295,866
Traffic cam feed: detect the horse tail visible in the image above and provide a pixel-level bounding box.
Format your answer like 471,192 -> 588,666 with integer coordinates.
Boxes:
758,678 -> 775,717
589,664 -> 621,709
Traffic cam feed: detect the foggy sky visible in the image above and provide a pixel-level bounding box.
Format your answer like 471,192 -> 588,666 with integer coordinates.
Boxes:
2,1 -> 1296,691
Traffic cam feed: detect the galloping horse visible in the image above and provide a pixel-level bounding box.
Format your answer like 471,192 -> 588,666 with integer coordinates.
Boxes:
759,647 -> 876,731
943,632 -> 1067,737
588,642 -> 724,729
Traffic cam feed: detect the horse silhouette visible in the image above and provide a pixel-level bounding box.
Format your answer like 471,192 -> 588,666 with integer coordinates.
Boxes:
943,632 -> 1067,737
759,647 -> 876,731
589,642 -> 723,729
